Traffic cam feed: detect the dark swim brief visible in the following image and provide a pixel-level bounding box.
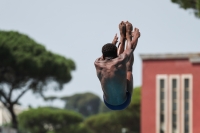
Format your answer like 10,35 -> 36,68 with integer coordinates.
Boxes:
103,91 -> 131,110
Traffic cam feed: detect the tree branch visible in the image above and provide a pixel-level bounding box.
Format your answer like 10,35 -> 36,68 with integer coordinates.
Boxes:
0,89 -> 9,102
0,96 -> 7,107
8,86 -> 14,101
13,87 -> 30,104
13,80 -> 34,104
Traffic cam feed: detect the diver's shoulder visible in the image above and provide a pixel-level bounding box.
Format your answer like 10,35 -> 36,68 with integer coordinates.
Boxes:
94,57 -> 105,67
95,57 -> 103,62
116,54 -> 126,62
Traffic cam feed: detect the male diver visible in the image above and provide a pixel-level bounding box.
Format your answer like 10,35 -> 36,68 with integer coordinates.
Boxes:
94,21 -> 140,110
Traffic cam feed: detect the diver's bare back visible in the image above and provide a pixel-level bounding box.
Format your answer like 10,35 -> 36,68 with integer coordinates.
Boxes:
94,53 -> 128,105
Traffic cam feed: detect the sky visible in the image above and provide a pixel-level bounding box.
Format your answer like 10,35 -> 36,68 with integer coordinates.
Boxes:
0,0 -> 200,108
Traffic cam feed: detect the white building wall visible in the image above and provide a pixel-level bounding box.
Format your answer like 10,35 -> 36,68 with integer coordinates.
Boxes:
0,102 -> 26,126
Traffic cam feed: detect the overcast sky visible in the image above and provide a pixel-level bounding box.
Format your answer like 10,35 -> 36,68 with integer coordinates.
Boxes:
0,0 -> 199,108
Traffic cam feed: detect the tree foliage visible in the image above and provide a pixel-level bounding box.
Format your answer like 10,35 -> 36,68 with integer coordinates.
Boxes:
84,87 -> 141,133
18,87 -> 141,133
61,92 -> 101,117
18,107 -> 92,133
98,102 -> 112,113
171,0 -> 200,18
0,30 -> 75,129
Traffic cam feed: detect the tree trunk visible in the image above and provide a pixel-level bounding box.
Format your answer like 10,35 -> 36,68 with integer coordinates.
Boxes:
8,105 -> 18,130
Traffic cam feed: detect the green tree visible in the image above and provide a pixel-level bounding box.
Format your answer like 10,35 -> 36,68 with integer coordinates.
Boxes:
84,87 -> 141,133
18,107 -> 92,133
44,96 -> 58,106
98,102 -> 112,113
61,92 -> 101,117
0,30 -> 75,129
171,0 -> 200,18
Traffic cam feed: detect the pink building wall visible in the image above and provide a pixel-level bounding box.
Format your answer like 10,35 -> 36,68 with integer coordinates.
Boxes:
141,58 -> 200,133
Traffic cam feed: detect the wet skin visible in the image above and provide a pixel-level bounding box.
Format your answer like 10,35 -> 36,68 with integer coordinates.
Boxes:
94,21 -> 140,105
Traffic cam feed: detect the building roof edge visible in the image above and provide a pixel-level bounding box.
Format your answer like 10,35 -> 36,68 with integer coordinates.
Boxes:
140,53 -> 200,61
140,53 -> 200,60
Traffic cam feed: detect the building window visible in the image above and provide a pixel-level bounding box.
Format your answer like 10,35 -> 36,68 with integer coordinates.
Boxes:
160,79 -> 164,89
172,78 -> 177,133
160,79 -> 165,128
157,75 -> 168,133
156,74 -> 192,133
180,75 -> 193,133
160,114 -> 164,122
161,102 -> 164,111
172,79 -> 177,89
160,91 -> 164,99
184,79 -> 189,89
184,78 -> 189,133
173,91 -> 176,99
185,91 -> 189,99
160,79 -> 165,133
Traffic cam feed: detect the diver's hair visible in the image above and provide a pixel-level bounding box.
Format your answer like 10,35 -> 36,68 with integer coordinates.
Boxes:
102,43 -> 117,58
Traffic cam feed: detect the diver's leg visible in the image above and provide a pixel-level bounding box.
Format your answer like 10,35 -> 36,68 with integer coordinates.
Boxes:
117,21 -> 126,55
125,21 -> 133,50
125,21 -> 140,51
125,21 -> 134,95
126,54 -> 133,95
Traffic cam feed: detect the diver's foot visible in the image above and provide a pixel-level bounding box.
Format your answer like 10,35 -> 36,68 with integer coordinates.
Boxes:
125,21 -> 133,41
119,21 -> 126,39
